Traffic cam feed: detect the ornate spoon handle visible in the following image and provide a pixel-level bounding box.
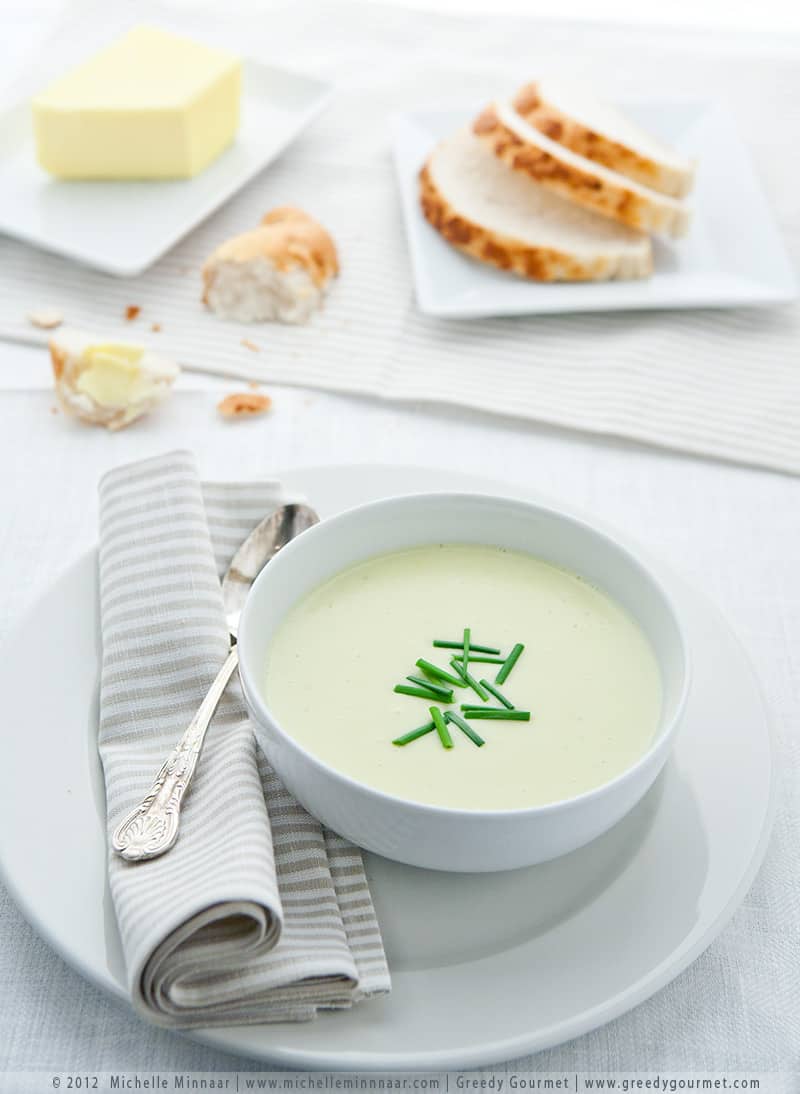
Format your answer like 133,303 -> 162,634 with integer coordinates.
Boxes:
111,646 -> 240,862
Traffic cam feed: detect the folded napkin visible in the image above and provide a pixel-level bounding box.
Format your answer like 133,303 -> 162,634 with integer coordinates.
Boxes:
97,450 -> 390,1027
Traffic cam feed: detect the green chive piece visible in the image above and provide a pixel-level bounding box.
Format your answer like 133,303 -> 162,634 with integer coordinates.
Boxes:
462,627 -> 471,671
392,721 -> 435,746
479,679 -> 515,709
496,643 -> 525,685
450,658 -> 490,701
463,709 -> 531,721
405,675 -> 453,701
430,706 -> 453,749
460,704 -> 507,712
433,640 -> 501,655
445,711 -> 485,747
394,684 -> 449,702
465,656 -> 506,664
415,659 -> 465,687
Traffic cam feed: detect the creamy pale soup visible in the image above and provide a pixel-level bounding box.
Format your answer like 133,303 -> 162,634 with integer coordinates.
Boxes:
263,544 -> 662,810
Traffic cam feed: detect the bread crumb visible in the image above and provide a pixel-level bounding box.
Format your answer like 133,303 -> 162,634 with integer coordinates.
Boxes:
28,309 -> 63,330
150,322 -> 162,332
248,380 -> 261,389
241,338 -> 260,353
50,406 -> 59,415
218,392 -> 272,420
125,305 -> 141,321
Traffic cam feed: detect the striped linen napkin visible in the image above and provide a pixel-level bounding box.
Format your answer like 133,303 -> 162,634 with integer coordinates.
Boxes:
97,450 -> 390,1028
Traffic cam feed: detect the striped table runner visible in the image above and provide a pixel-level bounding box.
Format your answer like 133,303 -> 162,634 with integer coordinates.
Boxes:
97,450 -> 389,1028
2,2 -> 799,474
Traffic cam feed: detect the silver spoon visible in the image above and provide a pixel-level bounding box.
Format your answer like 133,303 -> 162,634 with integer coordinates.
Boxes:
111,503 -> 319,863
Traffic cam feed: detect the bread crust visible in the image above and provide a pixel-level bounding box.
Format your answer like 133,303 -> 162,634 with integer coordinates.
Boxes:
473,105 -> 689,238
419,162 -> 652,283
49,343 -> 67,381
513,83 -> 693,200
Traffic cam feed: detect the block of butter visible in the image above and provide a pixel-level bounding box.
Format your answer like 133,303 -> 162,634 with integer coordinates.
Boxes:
32,26 -> 241,179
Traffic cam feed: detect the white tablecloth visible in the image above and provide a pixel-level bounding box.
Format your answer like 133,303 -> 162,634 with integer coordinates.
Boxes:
0,2 -> 799,1083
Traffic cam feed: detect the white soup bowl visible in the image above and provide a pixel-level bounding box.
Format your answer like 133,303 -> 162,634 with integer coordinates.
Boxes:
237,493 -> 689,872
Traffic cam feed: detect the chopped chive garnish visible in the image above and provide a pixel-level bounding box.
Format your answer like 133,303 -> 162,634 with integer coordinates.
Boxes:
392,631 -> 532,750
496,643 -> 525,685
415,659 -> 465,687
430,706 -> 453,749
392,721 -> 435,746
433,640 -> 501,655
394,684 -> 450,702
479,679 -> 514,709
445,711 -> 484,747
463,709 -> 531,721
449,658 -> 490,701
405,675 -> 454,701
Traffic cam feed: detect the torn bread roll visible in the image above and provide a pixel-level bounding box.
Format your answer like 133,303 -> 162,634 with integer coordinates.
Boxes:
202,207 -> 339,323
50,329 -> 179,430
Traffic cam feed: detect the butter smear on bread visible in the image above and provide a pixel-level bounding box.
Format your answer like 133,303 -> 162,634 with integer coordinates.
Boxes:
50,330 -> 179,430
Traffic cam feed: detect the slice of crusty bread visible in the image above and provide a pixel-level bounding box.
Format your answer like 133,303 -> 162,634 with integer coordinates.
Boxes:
513,79 -> 694,199
419,128 -> 652,282
474,102 -> 690,238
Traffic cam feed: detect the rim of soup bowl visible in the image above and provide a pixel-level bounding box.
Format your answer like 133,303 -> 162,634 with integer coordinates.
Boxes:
237,491 -> 692,821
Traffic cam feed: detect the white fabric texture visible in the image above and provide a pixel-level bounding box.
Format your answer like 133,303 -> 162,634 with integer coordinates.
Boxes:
97,450 -> 389,1027
0,0 -> 799,473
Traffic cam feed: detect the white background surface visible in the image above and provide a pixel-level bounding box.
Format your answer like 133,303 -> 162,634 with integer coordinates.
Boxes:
0,0 -> 799,1081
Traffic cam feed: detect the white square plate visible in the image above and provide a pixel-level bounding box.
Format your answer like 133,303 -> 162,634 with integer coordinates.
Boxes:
0,60 -> 331,277
391,101 -> 797,318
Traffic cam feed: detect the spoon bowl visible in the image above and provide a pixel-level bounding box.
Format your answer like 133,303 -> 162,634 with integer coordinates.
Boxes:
223,504 -> 320,634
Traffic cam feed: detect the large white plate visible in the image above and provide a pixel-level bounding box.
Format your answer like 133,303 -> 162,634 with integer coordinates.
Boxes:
0,59 -> 331,277
0,465 -> 774,1070
391,102 -> 797,317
